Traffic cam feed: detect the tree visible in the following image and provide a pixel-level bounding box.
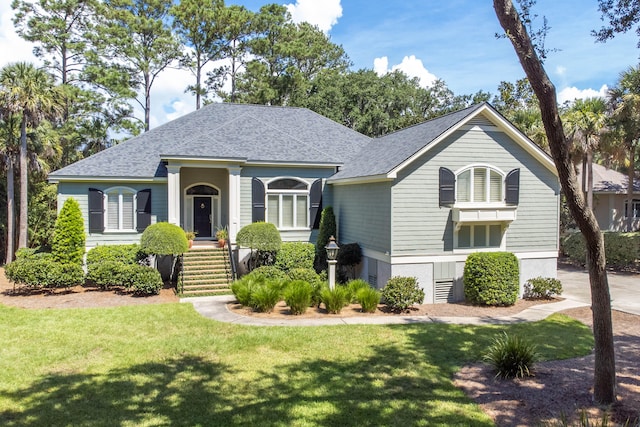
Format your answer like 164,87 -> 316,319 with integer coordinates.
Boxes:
493,0 -> 616,404
0,112 -> 20,263
0,62 -> 63,251
51,197 -> 85,265
171,0 -> 226,109
594,0 -> 640,47
607,66 -> 640,231
93,0 -> 181,131
564,97 -> 607,210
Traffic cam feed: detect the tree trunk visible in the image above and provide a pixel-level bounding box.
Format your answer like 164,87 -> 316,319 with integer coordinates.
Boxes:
144,71 -> 151,132
493,0 -> 616,405
18,116 -> 28,249
587,149 -> 593,210
582,154 -> 587,195
6,157 -> 15,263
627,142 -> 635,232
196,55 -> 202,110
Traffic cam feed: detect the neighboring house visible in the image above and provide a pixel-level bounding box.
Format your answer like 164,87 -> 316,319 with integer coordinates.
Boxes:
577,163 -> 640,232
49,102 -> 560,303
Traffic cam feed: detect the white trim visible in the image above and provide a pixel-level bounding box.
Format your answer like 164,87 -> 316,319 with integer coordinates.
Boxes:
454,164 -> 506,204
247,160 -> 342,167
327,174 -> 393,185
389,251 -> 558,265
49,176 -> 166,183
265,177 -> 310,230
362,248 -> 391,263
184,183 -> 222,238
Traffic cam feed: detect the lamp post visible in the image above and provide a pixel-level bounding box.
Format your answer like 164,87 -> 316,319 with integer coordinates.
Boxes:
325,235 -> 339,290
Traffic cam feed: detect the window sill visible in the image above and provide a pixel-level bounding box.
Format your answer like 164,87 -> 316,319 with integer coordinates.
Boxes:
103,230 -> 139,234
452,205 -> 517,223
453,247 -> 503,254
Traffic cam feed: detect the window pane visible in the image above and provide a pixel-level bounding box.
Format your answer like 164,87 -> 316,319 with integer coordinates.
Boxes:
489,225 -> 502,247
458,226 -> 471,248
268,179 -> 307,190
457,170 -> 470,202
474,225 -> 487,247
267,195 -> 279,225
490,170 -> 502,202
473,168 -> 486,202
107,193 -> 119,229
122,193 -> 134,230
282,195 -> 294,227
296,196 -> 307,227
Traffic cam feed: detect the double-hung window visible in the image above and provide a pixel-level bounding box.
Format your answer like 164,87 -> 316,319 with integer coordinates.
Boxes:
105,187 -> 136,231
266,178 -> 309,229
624,199 -> 640,219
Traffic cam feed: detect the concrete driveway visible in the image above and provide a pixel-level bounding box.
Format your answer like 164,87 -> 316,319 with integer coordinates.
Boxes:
558,265 -> 640,315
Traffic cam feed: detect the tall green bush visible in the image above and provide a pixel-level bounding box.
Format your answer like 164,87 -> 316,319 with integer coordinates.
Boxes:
337,242 -> 363,282
463,252 -> 519,306
51,198 -> 85,265
236,222 -> 281,270
140,222 -> 189,255
381,276 -> 425,312
314,206 -> 336,272
275,242 -> 315,271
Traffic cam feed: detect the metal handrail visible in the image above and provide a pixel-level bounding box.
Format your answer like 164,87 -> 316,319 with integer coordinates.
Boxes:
226,240 -> 237,282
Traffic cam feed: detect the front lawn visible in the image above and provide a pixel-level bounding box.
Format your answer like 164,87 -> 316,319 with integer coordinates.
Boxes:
0,303 -> 593,426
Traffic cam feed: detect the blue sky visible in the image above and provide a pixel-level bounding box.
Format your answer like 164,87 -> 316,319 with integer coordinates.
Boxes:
0,0 -> 637,129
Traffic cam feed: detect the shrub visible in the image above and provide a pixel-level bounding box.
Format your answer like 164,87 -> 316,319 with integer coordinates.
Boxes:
250,282 -> 282,313
86,244 -> 142,267
275,242 -> 315,271
337,243 -> 363,282
321,286 -> 350,314
287,268 -> 326,306
381,276 -> 425,312
357,287 -> 381,313
14,247 -> 52,261
51,197 -> 85,265
483,332 -> 538,379
314,206 -> 336,272
231,276 -> 264,306
237,222 -> 282,270
347,279 -> 370,303
524,277 -> 563,299
47,263 -> 85,289
140,222 -> 189,255
5,258 -> 84,289
463,252 -> 519,306
562,231 -> 640,268
247,265 -> 290,281
127,265 -> 163,295
86,261 -> 131,290
284,280 -> 313,315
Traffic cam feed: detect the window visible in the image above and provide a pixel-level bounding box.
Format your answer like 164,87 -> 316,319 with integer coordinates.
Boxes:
624,199 -> 640,219
266,178 -> 309,229
457,224 -> 503,249
105,187 -> 136,231
456,167 -> 503,203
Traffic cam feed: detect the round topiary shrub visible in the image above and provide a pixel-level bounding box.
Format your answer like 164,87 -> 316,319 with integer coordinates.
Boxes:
463,252 -> 519,306
51,197 -> 85,266
140,222 -> 189,255
381,276 -> 425,312
237,222 -> 281,270
483,332 -> 538,379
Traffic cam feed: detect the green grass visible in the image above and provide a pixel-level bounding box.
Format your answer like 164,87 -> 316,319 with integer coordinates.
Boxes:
0,303 -> 593,426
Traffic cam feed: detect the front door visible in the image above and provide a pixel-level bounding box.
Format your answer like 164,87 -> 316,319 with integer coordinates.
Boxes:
193,197 -> 212,238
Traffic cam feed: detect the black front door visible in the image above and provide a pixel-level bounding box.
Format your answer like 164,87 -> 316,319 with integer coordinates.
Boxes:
194,197 -> 212,237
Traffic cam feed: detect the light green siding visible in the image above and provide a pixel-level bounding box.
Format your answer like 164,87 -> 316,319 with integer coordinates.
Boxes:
332,182 -> 392,253
392,125 -> 559,255
57,182 -> 168,248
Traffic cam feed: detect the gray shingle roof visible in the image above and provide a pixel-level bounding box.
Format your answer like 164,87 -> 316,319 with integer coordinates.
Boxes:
330,103 -> 485,180
49,103 -> 372,179
577,163 -> 640,193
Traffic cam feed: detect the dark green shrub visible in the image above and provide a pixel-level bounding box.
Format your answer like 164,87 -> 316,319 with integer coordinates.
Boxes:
463,252 -> 519,306
381,276 -> 425,312
288,268 -> 326,306
5,258 -> 84,289
47,263 -> 85,289
524,277 -> 563,299
51,197 -> 85,265
321,286 -> 350,314
357,287 -> 381,313
562,231 -> 640,268
275,242 -> 315,271
284,280 -> 312,315
483,332 -> 538,379
237,222 -> 282,270
127,265 -> 163,295
140,222 -> 189,255
250,282 -> 282,313
231,276 -> 263,306
347,279 -> 370,303
247,265 -> 290,281
86,244 -> 142,267
86,261 -> 131,290
337,243 -> 363,282
314,206 -> 336,272
14,247 -> 52,261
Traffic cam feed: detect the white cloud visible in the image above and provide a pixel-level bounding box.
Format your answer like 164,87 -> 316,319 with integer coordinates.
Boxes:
285,0 -> 342,33
372,55 -> 438,88
556,66 -> 567,76
0,3 -> 39,68
557,84 -> 609,104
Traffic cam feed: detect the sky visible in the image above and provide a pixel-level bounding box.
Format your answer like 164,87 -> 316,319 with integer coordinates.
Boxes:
0,0 -> 637,130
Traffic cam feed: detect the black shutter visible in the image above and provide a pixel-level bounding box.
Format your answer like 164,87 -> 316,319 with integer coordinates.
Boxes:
136,189 -> 152,232
439,167 -> 455,207
251,177 -> 265,222
88,188 -> 104,233
505,168 -> 520,205
309,179 -> 323,229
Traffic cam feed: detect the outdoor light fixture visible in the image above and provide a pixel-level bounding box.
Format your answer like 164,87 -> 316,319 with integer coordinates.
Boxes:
325,236 -> 339,289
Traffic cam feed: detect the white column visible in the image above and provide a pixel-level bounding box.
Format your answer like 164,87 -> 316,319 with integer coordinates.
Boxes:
328,259 -> 337,290
228,166 -> 242,242
167,165 -> 181,226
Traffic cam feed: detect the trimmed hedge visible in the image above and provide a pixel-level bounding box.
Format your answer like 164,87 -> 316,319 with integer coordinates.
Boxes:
246,265 -> 290,281
562,231 -> 640,268
86,244 -> 142,267
127,265 -> 163,295
275,242 -> 315,271
5,258 -> 84,289
463,252 -> 519,306
381,276 -> 425,312
140,222 -> 189,255
86,261 -> 131,290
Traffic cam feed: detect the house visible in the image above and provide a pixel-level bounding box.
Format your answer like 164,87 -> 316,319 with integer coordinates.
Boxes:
48,102 -> 560,303
577,162 -> 640,232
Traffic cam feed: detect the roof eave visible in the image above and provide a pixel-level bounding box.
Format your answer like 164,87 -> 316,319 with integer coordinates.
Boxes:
327,174 -> 393,185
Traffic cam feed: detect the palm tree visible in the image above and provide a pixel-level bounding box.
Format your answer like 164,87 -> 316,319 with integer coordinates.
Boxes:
564,97 -> 607,210
0,113 -> 20,263
0,62 -> 63,250
608,65 -> 640,232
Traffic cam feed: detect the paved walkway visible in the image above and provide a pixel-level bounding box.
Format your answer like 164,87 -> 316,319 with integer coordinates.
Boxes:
182,264 -> 640,326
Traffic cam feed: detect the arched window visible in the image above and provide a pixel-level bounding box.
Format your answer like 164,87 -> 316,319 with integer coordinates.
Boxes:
456,166 -> 504,203
266,178 -> 309,229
